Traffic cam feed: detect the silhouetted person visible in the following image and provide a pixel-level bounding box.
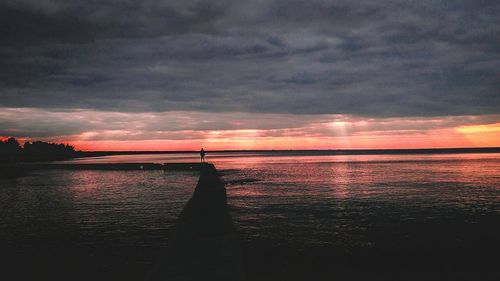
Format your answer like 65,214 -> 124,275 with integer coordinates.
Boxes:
200,148 -> 206,163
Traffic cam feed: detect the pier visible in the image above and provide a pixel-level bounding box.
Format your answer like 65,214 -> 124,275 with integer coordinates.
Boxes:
2,162 -> 203,178
149,163 -> 245,281
7,162 -> 208,172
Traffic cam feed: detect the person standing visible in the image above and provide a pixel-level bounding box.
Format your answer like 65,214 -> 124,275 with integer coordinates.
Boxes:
200,148 -> 206,163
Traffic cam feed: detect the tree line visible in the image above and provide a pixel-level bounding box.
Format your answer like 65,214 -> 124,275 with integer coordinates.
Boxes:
1,137 -> 77,163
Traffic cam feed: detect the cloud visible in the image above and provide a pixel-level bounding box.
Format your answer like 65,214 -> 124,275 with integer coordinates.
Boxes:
0,0 -> 499,120
1,107 -> 498,142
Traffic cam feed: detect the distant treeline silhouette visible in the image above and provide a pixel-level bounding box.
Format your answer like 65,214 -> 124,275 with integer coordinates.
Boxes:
1,137 -> 77,163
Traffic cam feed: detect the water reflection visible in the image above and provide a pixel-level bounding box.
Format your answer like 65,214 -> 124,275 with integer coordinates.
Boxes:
2,152 -> 499,280
219,153 -> 499,252
0,170 -> 199,280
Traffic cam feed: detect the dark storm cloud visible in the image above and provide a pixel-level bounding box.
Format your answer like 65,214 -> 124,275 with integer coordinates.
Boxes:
1,0 -> 499,117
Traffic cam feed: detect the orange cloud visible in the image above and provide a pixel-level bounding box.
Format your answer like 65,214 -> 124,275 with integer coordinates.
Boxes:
1,108 -> 499,151
456,123 -> 500,147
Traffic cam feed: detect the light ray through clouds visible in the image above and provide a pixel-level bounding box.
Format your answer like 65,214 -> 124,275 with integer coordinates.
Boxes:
0,108 -> 498,150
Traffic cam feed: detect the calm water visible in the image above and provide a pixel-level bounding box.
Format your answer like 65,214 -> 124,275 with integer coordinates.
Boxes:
1,152 -> 499,280
0,170 -> 199,280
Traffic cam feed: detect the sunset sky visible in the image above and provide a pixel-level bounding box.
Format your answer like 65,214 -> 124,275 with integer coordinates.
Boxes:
1,0 -> 499,151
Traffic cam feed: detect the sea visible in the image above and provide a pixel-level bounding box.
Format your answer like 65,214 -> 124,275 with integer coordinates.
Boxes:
1,152 -> 499,280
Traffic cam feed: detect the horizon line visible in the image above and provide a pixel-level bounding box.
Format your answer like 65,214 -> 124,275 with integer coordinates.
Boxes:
78,147 -> 500,154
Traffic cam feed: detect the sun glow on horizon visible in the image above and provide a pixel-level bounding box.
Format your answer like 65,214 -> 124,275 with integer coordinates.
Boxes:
455,123 -> 500,147
3,125 -> 499,152
457,123 -> 500,134
1,108 -> 498,151
51,125 -> 499,151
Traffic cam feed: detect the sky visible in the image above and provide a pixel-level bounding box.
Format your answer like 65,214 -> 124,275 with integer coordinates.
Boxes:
0,0 -> 499,150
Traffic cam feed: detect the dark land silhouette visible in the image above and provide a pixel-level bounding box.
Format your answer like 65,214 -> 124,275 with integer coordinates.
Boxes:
1,137 -> 77,178
0,137 -> 77,163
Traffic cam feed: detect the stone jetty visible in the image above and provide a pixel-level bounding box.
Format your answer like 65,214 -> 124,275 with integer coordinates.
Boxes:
148,163 -> 245,281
